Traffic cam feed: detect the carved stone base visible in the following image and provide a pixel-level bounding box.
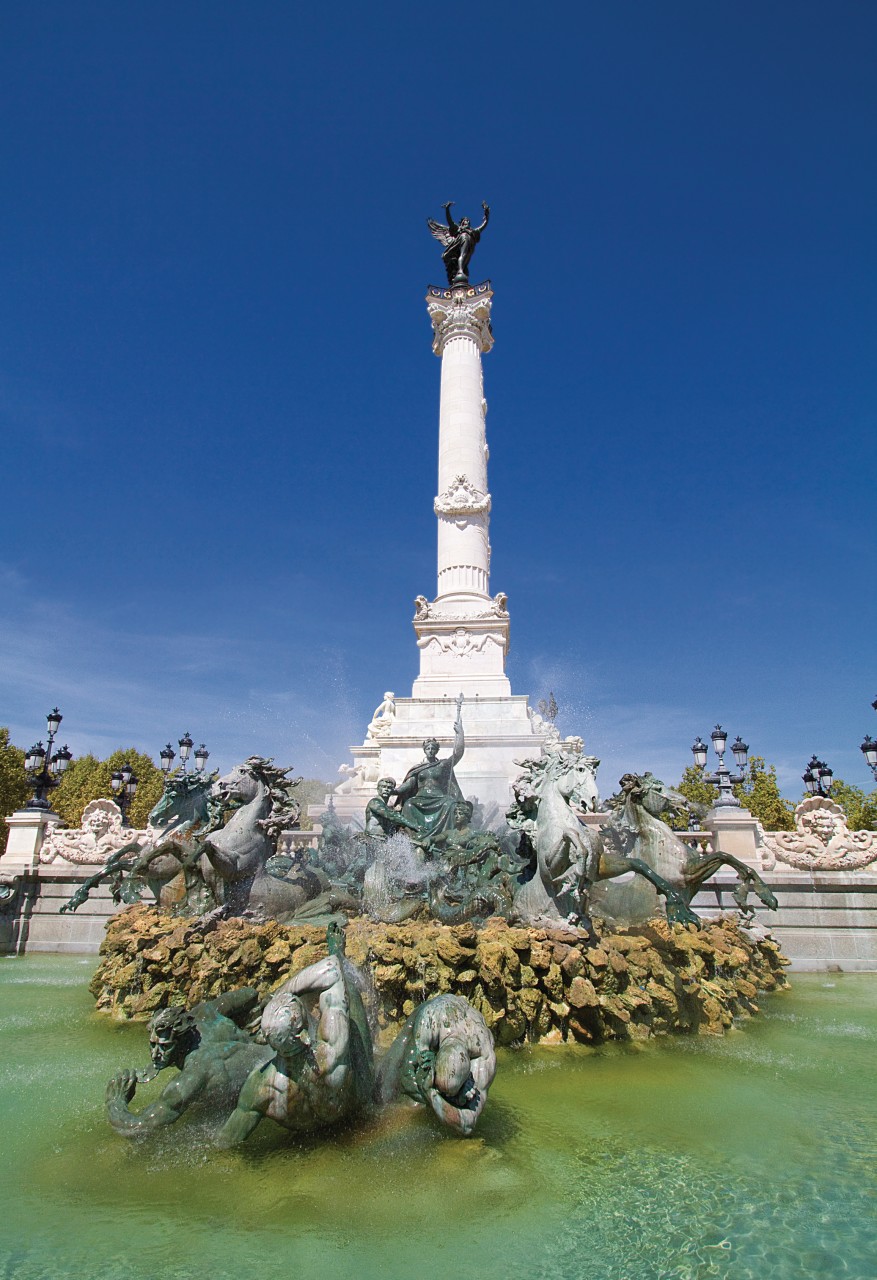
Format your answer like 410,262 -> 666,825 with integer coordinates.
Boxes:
324,694 -> 554,825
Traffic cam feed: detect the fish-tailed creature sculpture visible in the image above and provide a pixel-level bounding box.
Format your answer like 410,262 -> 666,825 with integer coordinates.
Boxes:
105,987 -> 271,1138
602,773 -> 778,918
216,923 -> 375,1147
377,993 -> 496,1136
508,744 -> 700,930
61,771 -> 224,915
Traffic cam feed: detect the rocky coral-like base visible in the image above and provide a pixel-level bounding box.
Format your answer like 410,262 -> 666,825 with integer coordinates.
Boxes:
91,906 -> 790,1044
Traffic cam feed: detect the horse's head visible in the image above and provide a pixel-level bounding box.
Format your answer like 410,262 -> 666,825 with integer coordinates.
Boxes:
619,772 -> 689,823
154,773 -> 218,826
213,760 -> 264,810
544,747 -> 601,812
213,757 -> 302,840
148,770 -> 218,830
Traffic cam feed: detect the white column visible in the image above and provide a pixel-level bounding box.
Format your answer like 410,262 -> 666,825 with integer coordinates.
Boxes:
413,282 -> 510,698
428,283 -> 494,607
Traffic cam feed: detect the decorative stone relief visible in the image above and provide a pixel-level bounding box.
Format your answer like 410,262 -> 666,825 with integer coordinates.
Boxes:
39,799 -> 142,865
414,592 -> 509,624
434,474 -> 492,522
760,796 -> 877,871
366,692 -> 397,740
417,629 -> 502,659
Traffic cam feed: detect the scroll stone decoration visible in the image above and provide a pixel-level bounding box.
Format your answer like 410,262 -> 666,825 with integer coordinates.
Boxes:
39,799 -> 142,865
434,474 -> 492,525
761,796 -> 877,872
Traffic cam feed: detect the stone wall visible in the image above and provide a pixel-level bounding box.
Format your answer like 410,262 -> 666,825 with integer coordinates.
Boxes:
90,905 -> 789,1045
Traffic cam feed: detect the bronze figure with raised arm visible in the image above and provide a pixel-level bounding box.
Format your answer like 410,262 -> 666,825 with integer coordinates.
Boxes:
392,693 -> 466,845
427,202 -> 490,286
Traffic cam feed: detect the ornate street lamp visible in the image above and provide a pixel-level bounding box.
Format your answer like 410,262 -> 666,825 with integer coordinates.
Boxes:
692,725 -> 748,808
111,763 -> 139,826
24,707 -> 73,810
861,697 -> 877,782
802,755 -> 833,797
159,735 -> 210,776
861,735 -> 877,780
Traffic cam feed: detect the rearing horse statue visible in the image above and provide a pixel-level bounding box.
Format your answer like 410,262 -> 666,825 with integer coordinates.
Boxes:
602,773 -> 778,918
61,771 -> 222,914
508,745 -> 700,930
199,757 -> 307,915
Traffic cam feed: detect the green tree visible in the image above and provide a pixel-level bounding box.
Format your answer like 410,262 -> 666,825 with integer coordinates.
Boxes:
732,756 -> 795,831
0,727 -> 30,846
675,764 -> 719,815
822,778 -> 877,832
295,779 -> 333,830
665,766 -> 717,830
52,748 -> 165,829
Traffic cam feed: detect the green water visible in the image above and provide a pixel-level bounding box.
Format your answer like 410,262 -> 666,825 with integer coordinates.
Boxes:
1,957 -> 875,1280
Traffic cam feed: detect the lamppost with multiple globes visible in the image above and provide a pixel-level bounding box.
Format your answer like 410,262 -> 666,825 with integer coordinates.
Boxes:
691,726 -> 749,808
24,708 -> 73,811
159,734 -> 210,777
860,696 -> 877,783
110,763 -> 139,826
802,755 -> 833,798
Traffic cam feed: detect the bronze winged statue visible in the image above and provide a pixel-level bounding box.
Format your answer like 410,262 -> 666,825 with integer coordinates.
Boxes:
427,201 -> 490,286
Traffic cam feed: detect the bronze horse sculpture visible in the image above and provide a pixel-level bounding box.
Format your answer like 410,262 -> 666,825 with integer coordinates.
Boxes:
507,745 -> 701,931
602,772 -> 778,918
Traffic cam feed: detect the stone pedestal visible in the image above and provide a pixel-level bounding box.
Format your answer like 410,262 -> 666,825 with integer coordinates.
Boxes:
327,694 -> 551,824
705,806 -> 760,862
1,808 -> 63,874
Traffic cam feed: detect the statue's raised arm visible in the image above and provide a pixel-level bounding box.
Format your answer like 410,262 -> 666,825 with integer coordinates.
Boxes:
452,693 -> 465,765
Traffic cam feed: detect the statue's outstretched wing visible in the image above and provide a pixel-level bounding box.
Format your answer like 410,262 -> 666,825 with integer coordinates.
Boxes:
427,218 -> 455,248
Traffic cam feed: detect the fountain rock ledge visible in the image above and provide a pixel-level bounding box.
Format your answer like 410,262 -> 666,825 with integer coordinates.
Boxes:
91,906 -> 790,1044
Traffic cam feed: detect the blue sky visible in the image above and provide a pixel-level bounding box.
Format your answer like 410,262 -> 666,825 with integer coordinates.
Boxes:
1,2 -> 875,798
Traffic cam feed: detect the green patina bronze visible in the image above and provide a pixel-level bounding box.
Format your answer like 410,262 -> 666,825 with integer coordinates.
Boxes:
391,694 -> 466,844
105,986 -> 271,1137
61,771 -> 224,915
604,772 -> 779,917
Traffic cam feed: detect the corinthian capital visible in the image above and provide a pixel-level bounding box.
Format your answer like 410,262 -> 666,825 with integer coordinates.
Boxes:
426,282 -> 494,356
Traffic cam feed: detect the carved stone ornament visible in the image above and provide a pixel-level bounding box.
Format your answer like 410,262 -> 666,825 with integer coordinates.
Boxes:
434,474 -> 492,520
366,692 -> 397,740
417,629 -> 502,659
39,798 -> 143,865
426,284 -> 494,357
414,592 -> 509,624
760,795 -> 877,871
